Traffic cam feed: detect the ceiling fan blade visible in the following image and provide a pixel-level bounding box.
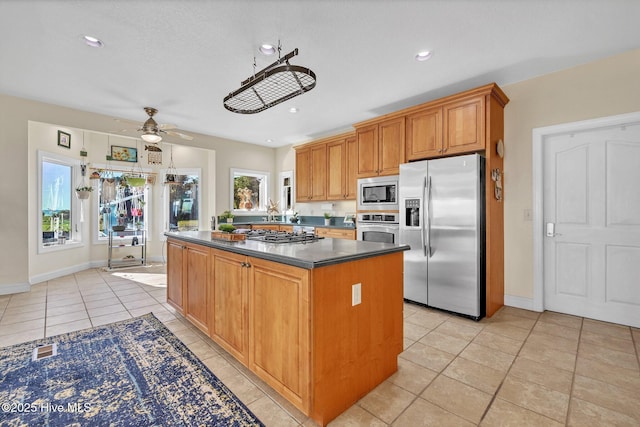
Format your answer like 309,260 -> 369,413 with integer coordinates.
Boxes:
164,130 -> 194,140
114,117 -> 142,127
158,123 -> 178,130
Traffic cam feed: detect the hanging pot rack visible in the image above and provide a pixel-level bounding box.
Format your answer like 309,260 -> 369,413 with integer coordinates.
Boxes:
223,45 -> 316,114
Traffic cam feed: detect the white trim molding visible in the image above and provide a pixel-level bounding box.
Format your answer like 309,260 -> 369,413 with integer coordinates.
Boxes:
532,110 -> 640,314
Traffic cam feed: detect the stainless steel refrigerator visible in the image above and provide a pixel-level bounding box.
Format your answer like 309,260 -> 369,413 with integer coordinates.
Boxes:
399,154 -> 485,320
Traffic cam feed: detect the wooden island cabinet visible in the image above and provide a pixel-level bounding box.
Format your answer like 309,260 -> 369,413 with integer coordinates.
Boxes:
166,239 -> 209,334
166,232 -> 406,425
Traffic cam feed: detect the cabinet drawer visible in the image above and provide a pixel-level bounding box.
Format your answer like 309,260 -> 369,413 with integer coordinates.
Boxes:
316,227 -> 356,240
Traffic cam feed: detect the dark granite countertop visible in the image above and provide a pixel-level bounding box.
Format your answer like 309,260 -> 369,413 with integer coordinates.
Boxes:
165,231 -> 407,269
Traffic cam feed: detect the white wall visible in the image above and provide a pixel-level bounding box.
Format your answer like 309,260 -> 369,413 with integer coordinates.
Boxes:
502,47 -> 640,304
0,94 -> 277,292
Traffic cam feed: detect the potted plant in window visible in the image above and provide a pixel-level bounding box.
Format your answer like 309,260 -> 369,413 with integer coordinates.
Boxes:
323,212 -> 332,226
75,185 -> 93,200
221,210 -> 234,223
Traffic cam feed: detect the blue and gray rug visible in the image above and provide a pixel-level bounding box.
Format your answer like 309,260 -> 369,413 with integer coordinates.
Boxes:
0,313 -> 264,426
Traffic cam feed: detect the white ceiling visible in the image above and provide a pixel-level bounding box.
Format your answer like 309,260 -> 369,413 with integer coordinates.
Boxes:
1,1 -> 639,147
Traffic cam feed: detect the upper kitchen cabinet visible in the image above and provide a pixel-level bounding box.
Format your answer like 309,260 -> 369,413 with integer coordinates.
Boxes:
295,143 -> 327,202
355,116 -> 405,178
405,84 -> 507,161
443,95 -> 485,155
295,132 -> 356,202
405,106 -> 443,160
327,133 -> 357,200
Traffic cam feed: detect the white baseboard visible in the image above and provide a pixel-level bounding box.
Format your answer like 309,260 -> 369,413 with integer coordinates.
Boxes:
0,282 -> 31,295
504,294 -> 540,312
29,262 -> 94,285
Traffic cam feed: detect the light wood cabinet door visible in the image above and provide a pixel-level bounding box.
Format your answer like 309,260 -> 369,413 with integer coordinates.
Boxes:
210,249 -> 249,365
249,257 -> 311,413
295,148 -> 311,202
378,116 -> 405,176
166,239 -> 185,314
310,144 -> 327,200
185,244 -> 209,334
443,96 -> 485,155
356,124 -> 379,177
315,227 -> 356,240
356,117 -> 405,177
406,107 -> 443,160
327,139 -> 346,200
345,136 -> 357,199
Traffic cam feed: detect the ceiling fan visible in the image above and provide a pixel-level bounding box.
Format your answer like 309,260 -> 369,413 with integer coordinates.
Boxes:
116,107 -> 194,143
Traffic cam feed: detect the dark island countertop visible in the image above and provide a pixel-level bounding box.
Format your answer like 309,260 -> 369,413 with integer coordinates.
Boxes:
165,230 -> 408,269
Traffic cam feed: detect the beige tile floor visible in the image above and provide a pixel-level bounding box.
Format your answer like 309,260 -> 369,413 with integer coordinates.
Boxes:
1,266 -> 639,426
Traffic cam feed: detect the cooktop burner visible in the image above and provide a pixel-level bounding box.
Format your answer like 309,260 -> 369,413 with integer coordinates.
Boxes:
245,230 -> 324,244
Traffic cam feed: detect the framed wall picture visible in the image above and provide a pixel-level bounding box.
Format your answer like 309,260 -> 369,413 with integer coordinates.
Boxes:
110,145 -> 138,162
57,131 -> 71,149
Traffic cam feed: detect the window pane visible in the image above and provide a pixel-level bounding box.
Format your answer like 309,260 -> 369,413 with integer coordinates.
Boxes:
168,175 -> 199,231
97,173 -> 146,236
232,170 -> 268,212
42,161 -> 72,245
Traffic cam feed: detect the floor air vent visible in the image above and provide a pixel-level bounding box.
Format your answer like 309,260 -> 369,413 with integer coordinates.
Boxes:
32,343 -> 57,361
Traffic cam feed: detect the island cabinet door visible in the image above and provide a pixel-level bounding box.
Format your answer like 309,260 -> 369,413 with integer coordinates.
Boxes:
183,244 -> 210,334
248,257 -> 311,414
166,239 -> 186,314
209,249 -> 249,365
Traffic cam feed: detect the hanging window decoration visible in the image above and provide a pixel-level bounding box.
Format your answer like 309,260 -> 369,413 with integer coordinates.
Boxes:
145,143 -> 162,165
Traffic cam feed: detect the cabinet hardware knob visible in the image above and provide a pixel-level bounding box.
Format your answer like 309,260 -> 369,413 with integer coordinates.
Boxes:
443,148 -> 447,153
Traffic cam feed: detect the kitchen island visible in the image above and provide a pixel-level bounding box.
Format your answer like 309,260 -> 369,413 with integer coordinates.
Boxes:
165,231 -> 407,426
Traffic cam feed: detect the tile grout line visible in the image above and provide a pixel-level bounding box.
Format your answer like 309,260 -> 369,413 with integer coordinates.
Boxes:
564,317 -> 584,426
477,311 -> 540,425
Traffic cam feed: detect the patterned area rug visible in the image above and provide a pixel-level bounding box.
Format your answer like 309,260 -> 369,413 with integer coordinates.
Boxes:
0,313 -> 264,426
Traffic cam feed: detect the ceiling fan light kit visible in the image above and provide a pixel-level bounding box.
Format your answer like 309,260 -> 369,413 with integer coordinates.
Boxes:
223,47 -> 316,114
141,131 -> 162,143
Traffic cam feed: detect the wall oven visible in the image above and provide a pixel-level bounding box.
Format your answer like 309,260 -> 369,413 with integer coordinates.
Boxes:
357,176 -> 399,211
356,212 -> 399,244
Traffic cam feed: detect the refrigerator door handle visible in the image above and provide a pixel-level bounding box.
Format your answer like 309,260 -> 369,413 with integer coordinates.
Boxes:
427,176 -> 433,258
421,177 -> 427,257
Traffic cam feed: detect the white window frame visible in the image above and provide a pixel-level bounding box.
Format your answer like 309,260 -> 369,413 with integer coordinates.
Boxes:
163,168 -> 202,234
279,170 -> 294,214
37,150 -> 83,253
230,168 -> 270,215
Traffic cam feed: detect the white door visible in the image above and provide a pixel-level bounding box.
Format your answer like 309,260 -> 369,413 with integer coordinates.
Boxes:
542,123 -> 640,327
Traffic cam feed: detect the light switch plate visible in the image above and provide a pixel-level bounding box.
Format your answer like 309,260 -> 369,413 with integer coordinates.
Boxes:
352,283 -> 361,306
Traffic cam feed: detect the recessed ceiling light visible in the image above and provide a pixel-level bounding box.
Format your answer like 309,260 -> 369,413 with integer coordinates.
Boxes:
83,35 -> 104,48
415,50 -> 433,62
289,107 -> 299,113
259,44 -> 276,55
266,138 -> 273,143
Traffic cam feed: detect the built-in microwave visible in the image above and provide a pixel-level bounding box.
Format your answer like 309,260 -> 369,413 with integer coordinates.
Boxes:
356,176 -> 399,211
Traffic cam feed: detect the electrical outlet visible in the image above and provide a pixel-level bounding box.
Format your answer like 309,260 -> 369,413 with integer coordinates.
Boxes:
352,283 -> 361,306
524,209 -> 533,221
